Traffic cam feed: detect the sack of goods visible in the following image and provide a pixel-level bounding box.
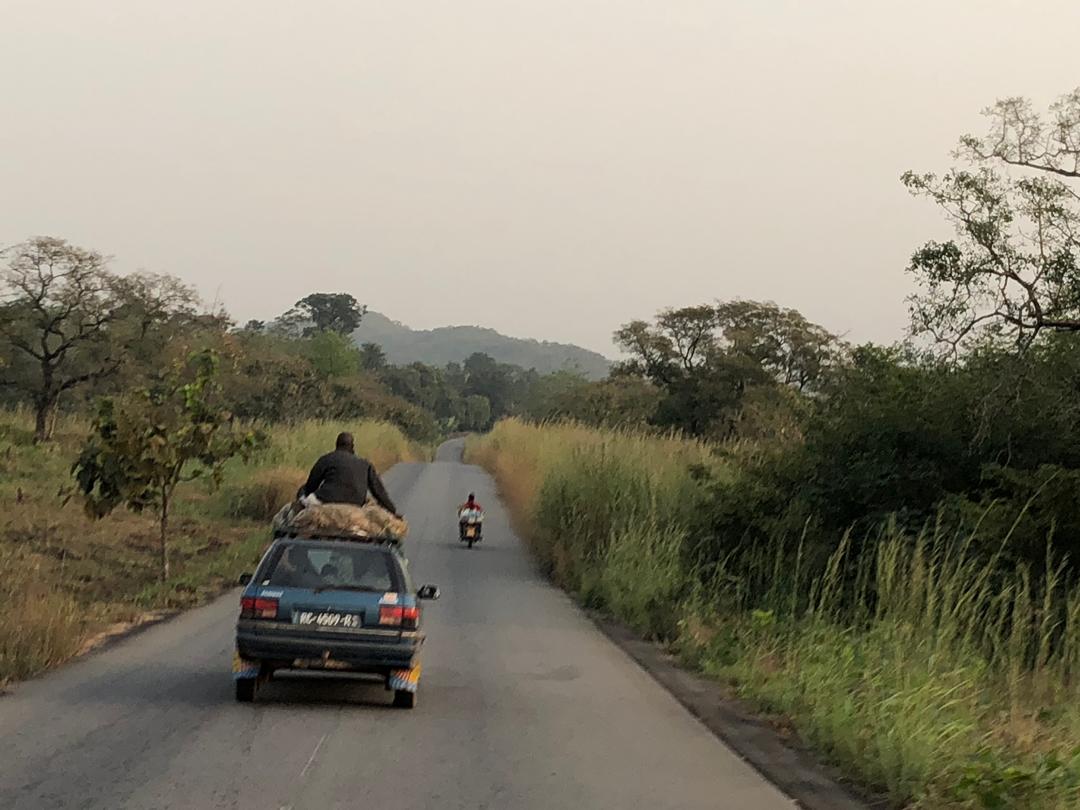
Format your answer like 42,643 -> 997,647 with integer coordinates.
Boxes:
272,496 -> 408,540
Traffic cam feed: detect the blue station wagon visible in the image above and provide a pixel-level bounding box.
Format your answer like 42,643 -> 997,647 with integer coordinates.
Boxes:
233,531 -> 439,708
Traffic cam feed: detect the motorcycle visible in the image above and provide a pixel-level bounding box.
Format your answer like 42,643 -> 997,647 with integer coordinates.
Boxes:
458,507 -> 483,548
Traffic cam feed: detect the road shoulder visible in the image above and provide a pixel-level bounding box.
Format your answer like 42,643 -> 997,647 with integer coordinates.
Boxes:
592,615 -> 885,810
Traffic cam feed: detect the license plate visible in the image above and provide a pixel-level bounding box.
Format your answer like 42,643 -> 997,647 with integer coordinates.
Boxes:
293,610 -> 362,629
465,527 -> 476,537
293,658 -> 352,670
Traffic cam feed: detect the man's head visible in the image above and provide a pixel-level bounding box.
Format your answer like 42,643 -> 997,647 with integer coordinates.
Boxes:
467,493 -> 476,504
336,432 -> 355,453
285,546 -> 311,569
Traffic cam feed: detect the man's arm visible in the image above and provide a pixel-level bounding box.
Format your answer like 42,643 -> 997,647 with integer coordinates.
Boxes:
367,464 -> 399,515
300,455 -> 329,498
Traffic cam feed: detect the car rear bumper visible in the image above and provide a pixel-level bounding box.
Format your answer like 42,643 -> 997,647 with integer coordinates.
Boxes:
236,621 -> 422,673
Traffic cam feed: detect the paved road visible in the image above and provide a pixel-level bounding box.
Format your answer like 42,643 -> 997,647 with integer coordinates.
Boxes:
0,442 -> 794,809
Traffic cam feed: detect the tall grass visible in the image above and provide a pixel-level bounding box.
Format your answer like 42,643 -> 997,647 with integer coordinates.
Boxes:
470,419 -> 1080,810
0,545 -> 84,683
0,410 -> 420,685
468,420 -> 714,638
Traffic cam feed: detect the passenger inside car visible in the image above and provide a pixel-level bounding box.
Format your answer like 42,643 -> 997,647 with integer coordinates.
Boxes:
272,546 -> 322,589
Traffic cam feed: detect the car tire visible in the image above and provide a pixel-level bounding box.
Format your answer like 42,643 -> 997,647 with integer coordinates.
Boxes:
236,679 -> 256,703
393,689 -> 417,709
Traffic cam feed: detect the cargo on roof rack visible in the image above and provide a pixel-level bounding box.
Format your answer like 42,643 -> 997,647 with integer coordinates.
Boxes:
271,528 -> 403,546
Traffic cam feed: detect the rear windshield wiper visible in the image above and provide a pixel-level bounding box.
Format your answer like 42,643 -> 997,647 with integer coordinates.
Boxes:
312,584 -> 383,594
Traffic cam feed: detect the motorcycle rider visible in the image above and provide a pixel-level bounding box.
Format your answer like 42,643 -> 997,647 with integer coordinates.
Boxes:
458,493 -> 483,541
299,431 -> 402,517
459,493 -> 483,515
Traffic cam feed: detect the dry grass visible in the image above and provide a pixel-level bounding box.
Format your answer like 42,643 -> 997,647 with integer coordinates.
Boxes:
221,466 -> 307,521
466,417 -> 715,585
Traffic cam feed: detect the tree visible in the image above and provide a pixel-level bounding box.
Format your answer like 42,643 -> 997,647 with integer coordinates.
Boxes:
957,90 -> 1080,180
218,332 -> 331,423
358,342 -> 388,372
382,362 -> 447,413
522,370 -> 591,420
463,352 -> 519,418
462,394 -> 492,431
613,306 -> 718,384
614,302 -> 838,437
72,350 -> 265,581
280,293 -> 366,336
903,88 -> 1080,350
527,374 -> 659,428
92,273 -> 205,398
715,300 -> 842,391
306,331 -> 361,378
0,237 -> 181,440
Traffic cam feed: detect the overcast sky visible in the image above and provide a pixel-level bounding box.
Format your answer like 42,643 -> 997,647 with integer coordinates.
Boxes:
2,1 -> 1077,356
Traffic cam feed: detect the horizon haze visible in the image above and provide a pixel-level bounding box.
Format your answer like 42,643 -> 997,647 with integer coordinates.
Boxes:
2,1 -> 1077,355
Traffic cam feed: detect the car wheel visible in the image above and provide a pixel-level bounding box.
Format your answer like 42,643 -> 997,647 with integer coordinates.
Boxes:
236,679 -> 256,703
393,689 -> 417,709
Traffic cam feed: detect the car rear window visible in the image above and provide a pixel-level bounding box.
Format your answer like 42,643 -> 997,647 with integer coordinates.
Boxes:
258,542 -> 402,592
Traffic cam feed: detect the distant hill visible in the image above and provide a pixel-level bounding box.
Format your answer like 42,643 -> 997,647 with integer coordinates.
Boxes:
353,312 -> 611,380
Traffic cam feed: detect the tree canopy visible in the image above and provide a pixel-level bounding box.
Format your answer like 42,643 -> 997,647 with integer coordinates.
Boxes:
614,300 -> 841,438
904,88 -> 1080,350
0,237 -> 199,440
280,292 -> 366,336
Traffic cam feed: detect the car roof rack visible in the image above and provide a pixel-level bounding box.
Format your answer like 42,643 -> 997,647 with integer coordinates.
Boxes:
271,528 -> 403,547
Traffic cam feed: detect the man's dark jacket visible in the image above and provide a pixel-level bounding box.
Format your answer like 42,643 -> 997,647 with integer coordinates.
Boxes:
300,450 -> 398,513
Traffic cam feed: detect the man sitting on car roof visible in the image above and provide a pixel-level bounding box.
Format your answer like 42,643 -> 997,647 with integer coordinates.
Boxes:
298,432 -> 402,518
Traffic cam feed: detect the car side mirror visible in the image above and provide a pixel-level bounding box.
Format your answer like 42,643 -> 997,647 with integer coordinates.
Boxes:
238,573 -> 253,586
417,584 -> 440,601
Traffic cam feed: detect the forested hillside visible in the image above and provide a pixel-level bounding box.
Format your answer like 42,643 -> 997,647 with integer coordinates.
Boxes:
351,311 -> 611,379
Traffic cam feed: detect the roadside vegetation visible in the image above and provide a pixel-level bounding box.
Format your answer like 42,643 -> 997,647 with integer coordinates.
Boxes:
469,90 -> 1080,810
0,411 -> 418,685
469,420 -> 1080,810
0,226 -> 593,686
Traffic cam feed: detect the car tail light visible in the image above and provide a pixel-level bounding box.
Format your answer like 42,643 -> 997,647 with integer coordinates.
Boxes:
240,596 -> 279,619
379,605 -> 420,629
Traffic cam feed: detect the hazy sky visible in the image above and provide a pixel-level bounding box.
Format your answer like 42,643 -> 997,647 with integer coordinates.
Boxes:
2,1 -> 1077,356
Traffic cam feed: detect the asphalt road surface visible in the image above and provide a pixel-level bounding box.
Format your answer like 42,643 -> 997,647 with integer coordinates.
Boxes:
0,441 -> 794,810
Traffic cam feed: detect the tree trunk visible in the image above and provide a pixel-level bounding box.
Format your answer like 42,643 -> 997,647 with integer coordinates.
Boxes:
49,391 -> 62,438
159,488 -> 170,583
33,391 -> 60,443
34,361 -> 57,443
34,401 -> 50,443
34,398 -> 60,442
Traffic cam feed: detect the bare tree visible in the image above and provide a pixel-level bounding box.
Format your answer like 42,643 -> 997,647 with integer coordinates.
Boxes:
903,88 -> 1080,351
0,238 -> 131,440
0,237 -> 202,441
958,90 -> 1080,180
